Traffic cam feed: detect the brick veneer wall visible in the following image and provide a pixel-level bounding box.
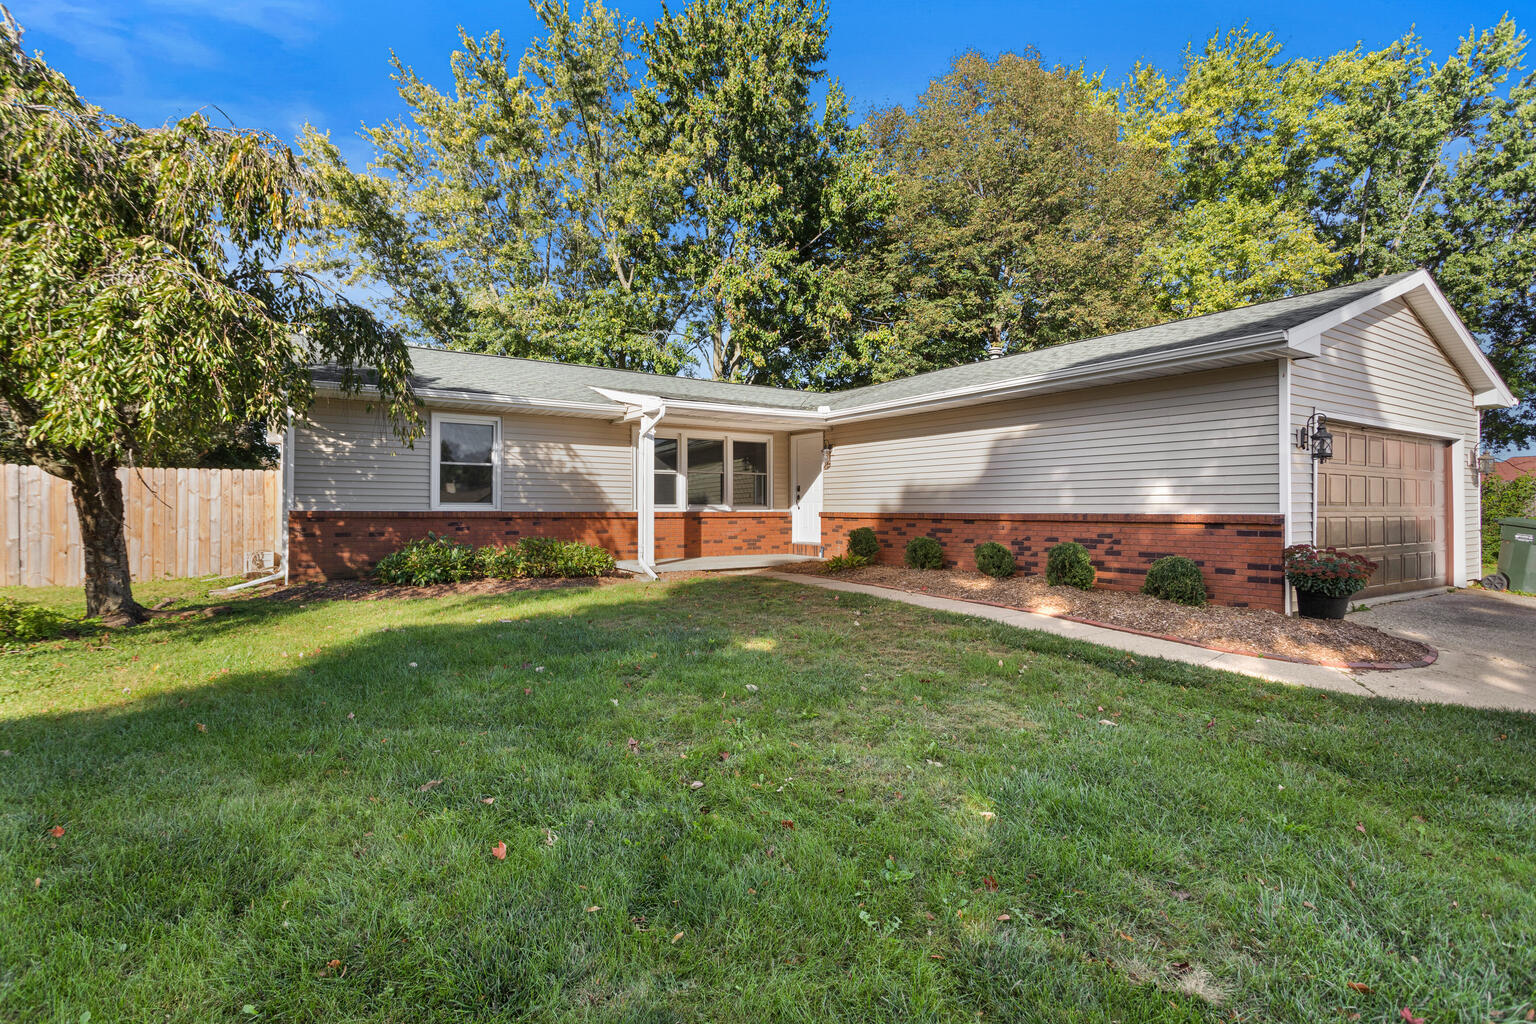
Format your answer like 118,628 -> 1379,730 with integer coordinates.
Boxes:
820,512 -> 1286,610
287,509 -> 794,581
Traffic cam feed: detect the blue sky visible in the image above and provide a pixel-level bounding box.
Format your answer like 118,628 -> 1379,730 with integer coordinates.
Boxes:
16,0 -> 1531,150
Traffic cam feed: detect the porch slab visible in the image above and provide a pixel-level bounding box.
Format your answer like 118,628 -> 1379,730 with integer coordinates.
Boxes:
617,554 -> 818,575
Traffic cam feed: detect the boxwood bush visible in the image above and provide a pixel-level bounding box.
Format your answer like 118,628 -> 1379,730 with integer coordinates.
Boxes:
904,535 -> 945,570
480,538 -> 615,579
846,527 -> 880,560
0,597 -> 78,644
973,541 -> 1016,578
1045,541 -> 1095,590
1141,555 -> 1207,607
374,533 -> 480,586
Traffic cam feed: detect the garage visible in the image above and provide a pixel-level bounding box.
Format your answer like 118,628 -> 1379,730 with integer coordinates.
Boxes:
1317,425 -> 1448,597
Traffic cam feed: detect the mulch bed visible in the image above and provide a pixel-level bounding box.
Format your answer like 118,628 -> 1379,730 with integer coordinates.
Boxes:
262,575 -> 621,604
776,562 -> 1434,669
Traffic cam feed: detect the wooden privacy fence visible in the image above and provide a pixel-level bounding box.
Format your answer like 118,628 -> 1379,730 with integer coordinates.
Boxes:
1,464 -> 281,587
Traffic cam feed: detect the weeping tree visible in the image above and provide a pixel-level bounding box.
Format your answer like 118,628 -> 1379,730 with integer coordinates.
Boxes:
0,8 -> 419,624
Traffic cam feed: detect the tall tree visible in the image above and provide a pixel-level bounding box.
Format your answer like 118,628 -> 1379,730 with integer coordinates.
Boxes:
0,9 -> 417,623
304,1 -> 689,373
846,51 -> 1172,380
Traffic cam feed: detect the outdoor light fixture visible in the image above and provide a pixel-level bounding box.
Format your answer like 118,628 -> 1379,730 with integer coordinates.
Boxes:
821,443 -> 833,468
1297,412 -> 1334,462
1472,449 -> 1495,481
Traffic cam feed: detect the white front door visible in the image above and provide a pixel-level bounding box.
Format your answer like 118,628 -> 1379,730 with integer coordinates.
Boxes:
790,433 -> 824,546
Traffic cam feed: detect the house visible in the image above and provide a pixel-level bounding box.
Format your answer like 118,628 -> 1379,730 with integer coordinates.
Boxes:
1493,456 -> 1536,483
284,269 -> 1515,612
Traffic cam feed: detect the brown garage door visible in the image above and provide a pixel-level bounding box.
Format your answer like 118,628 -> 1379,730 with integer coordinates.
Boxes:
1317,426 -> 1448,598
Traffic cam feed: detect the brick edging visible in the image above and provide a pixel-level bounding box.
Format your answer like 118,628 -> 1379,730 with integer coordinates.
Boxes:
794,574 -> 1438,672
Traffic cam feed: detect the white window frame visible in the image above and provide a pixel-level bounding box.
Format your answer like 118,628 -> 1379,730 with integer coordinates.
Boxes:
641,430 -> 773,511
430,411 -> 502,511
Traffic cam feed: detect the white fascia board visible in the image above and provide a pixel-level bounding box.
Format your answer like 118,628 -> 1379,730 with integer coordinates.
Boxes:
1284,269 -> 1517,409
588,385 -> 824,424
314,381 -> 621,417
824,331 -> 1291,425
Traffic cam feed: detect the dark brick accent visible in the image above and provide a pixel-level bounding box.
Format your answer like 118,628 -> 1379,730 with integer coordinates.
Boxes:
819,511 -> 1286,611
287,510 -> 793,581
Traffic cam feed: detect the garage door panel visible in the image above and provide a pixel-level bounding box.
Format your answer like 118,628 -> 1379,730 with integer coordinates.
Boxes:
1316,425 -> 1448,598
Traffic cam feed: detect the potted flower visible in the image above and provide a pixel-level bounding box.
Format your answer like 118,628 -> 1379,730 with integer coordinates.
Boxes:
1282,544 -> 1378,619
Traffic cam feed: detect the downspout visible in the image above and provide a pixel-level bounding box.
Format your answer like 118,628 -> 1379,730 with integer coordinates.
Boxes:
635,399 -> 666,580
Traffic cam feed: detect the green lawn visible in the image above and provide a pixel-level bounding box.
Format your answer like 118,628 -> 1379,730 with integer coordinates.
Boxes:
1,575 -> 1533,1023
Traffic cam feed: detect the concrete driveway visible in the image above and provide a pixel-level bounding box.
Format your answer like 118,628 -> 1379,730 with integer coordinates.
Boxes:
1349,589 -> 1536,712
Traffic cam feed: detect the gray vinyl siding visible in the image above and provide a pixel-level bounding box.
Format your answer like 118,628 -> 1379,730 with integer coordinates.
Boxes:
291,399 -> 794,513
1288,298 -> 1480,576
822,364 -> 1281,514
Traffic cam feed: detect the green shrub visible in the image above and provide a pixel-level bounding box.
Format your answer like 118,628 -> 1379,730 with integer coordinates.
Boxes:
0,597 -> 78,644
973,541 -> 1016,578
480,538 -> 615,579
1141,555 -> 1207,606
1045,541 -> 1095,590
904,535 -> 944,570
374,533 -> 480,586
821,552 -> 871,573
847,527 -> 880,560
1483,473 -> 1536,566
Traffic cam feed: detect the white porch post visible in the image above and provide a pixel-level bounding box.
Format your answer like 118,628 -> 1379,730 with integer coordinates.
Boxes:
635,403 -> 665,579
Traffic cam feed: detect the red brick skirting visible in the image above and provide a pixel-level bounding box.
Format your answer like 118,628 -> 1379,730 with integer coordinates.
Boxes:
287,509 -> 794,581
820,512 -> 1286,611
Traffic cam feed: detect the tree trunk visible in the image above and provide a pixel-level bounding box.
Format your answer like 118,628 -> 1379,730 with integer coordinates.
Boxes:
69,458 -> 145,625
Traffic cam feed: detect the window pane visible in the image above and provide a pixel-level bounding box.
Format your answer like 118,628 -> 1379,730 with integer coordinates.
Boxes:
687,439 -> 725,505
654,437 -> 679,473
654,473 -> 677,506
440,421 -> 494,464
733,472 -> 767,506
439,463 -> 494,504
732,440 -> 767,475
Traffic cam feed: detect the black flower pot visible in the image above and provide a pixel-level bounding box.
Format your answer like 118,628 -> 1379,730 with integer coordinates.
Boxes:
1296,589 -> 1350,620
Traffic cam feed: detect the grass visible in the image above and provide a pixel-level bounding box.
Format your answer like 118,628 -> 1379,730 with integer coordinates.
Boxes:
1,574 -> 1533,1023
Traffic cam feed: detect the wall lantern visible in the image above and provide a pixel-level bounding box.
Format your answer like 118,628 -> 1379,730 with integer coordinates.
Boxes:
1296,412 -> 1334,462
1472,450 -> 1495,481
821,443 -> 834,468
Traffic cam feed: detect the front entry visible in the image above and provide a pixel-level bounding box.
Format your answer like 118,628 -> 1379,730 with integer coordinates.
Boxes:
790,433 -> 824,548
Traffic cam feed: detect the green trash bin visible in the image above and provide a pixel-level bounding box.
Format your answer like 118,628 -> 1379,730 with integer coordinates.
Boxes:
1494,517 -> 1536,592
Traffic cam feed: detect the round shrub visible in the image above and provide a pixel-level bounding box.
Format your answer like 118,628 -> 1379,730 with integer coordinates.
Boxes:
973,541 -> 1016,578
374,533 -> 480,586
1045,541 -> 1095,590
904,535 -> 944,570
482,538 -> 616,579
1142,555 -> 1207,607
847,527 -> 880,560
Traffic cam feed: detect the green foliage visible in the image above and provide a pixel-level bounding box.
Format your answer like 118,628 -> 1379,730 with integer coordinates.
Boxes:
972,541 -> 1016,579
0,13 -> 418,620
1121,19 -> 1536,447
494,537 -> 616,579
1141,556 -> 1207,607
903,536 -> 944,570
1483,473 -> 1536,563
820,552 -> 871,573
1045,542 -> 1096,590
0,596 -> 77,644
374,534 -> 480,586
846,527 -> 880,560
847,51 -> 1170,379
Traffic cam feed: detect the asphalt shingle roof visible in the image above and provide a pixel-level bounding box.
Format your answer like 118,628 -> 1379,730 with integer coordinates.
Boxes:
316,273 -> 1417,413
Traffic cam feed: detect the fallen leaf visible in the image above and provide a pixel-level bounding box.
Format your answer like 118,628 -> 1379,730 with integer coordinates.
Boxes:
195,722 -> 207,733
671,931 -> 684,943
48,825 -> 65,838
1356,823 -> 1367,834
982,875 -> 999,891
780,820 -> 794,829
996,913 -> 1011,922
417,780 -> 443,792
689,780 -> 704,790
481,797 -> 495,805
327,959 -> 341,969
1347,982 -> 1371,994
491,842 -> 507,860
1400,1010 -> 1425,1024
626,737 -> 639,755
1116,930 -> 1135,943
585,906 -> 601,913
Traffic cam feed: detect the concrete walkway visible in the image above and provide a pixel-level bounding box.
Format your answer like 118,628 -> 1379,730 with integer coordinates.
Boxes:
762,572 -> 1536,713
